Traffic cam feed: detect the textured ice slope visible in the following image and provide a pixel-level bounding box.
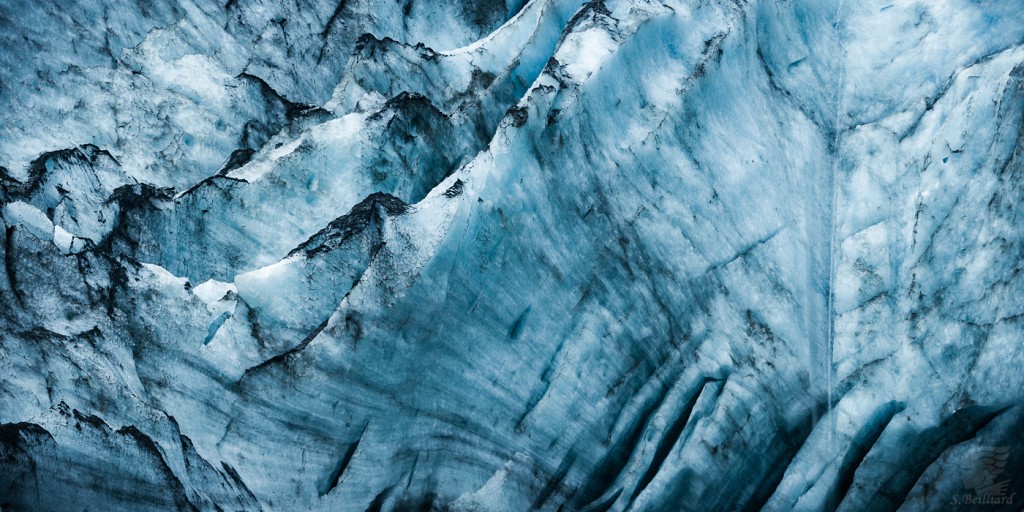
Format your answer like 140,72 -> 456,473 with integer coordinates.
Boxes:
1,0 -> 1023,510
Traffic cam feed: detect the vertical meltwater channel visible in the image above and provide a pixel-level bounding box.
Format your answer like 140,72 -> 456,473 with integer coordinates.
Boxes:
826,0 -> 847,449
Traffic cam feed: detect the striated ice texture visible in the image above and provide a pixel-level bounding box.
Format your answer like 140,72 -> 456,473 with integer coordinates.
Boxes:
1,0 -> 1023,510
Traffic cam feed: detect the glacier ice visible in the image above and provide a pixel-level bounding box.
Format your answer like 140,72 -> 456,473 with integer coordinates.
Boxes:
1,0 -> 1023,510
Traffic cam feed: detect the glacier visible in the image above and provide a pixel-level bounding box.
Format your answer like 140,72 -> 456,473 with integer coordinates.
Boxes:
1,0 -> 1023,510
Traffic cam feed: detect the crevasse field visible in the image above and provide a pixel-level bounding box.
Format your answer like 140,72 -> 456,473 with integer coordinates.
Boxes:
1,0 -> 1022,510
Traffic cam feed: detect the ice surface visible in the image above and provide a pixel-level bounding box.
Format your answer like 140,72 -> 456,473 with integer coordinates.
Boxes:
1,0 -> 1023,510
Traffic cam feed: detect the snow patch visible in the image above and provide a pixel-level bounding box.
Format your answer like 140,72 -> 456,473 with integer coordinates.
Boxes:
4,201 -> 54,241
194,279 -> 238,304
